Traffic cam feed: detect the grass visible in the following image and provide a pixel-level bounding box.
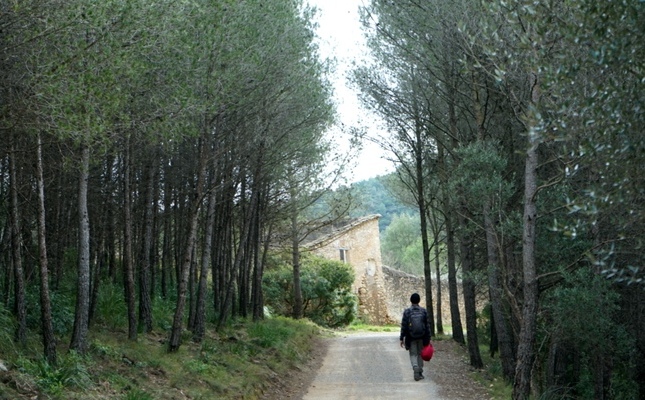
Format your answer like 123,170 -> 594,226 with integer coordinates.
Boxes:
345,321 -> 399,332
0,311 -> 320,400
474,344 -> 514,399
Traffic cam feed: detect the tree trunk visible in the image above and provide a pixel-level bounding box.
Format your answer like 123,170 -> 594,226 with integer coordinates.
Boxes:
439,143 -> 464,344
218,182 -> 257,325
291,193 -> 303,319
36,133 -> 57,365
414,121 -> 435,336
70,143 -> 91,353
187,247 -> 198,330
213,182 -> 234,318
484,202 -> 516,381
458,203 -> 483,368
9,136 -> 27,347
168,136 -> 207,352
90,154 -> 115,324
161,171 -> 173,299
433,236 -> 443,335
512,123 -> 540,399
428,206 -> 444,335
2,217 -> 13,306
253,222 -> 270,321
123,137 -> 138,341
193,180 -> 217,342
139,157 -> 155,333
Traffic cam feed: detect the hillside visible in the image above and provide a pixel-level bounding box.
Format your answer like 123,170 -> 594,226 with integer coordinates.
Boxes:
346,175 -> 417,232
0,317 -> 320,400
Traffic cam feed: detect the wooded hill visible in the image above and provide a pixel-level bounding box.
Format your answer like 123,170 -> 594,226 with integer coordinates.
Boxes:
346,176 -> 417,232
1,0 -> 644,399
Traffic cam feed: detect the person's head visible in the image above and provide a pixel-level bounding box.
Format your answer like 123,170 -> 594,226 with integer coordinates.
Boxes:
410,293 -> 420,304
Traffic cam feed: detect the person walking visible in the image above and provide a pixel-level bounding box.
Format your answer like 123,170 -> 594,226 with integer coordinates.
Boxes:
399,293 -> 431,381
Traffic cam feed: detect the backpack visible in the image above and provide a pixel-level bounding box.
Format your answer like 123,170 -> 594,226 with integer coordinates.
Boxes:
408,306 -> 426,339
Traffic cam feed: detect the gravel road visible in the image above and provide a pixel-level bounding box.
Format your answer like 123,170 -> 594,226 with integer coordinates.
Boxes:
301,331 -> 444,399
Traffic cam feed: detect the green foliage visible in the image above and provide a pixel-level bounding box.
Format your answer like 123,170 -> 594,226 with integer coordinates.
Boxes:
380,213 -> 425,275
348,175 -> 416,231
94,282 -> 127,329
24,281 -> 75,336
17,351 -> 91,397
451,141 -> 513,211
0,303 -> 16,355
123,388 -> 155,400
152,295 -> 177,332
247,318 -> 294,348
263,253 -> 357,328
544,269 -> 638,398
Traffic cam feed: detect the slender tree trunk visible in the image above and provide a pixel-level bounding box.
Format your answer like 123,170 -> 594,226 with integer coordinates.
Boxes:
252,209 -> 270,322
107,184 -> 117,283
70,143 -> 91,353
123,138 -> 138,341
458,203 -> 483,368
218,187 -> 256,327
36,133 -> 57,365
168,136 -> 207,352
187,247 -> 197,330
9,136 -> 27,346
161,173 -> 173,299
445,84 -> 465,344
428,206 -> 444,334
439,143 -> 464,344
291,188 -> 303,319
413,121 -> 435,336
512,117 -> 540,399
150,166 -> 160,300
90,155 -> 115,323
484,202 -> 516,381
139,158 -> 155,333
2,218 -> 13,306
193,181 -> 217,342
433,238 -> 443,335
213,183 -> 234,317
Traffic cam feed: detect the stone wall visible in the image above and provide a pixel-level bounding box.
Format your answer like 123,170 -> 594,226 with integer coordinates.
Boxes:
382,265 -> 465,329
307,214 -> 475,328
307,215 -> 396,325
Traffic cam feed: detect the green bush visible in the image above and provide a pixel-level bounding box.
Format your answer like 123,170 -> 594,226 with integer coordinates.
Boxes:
263,253 -> 356,327
24,283 -> 75,336
544,269 -> 638,398
17,351 -> 91,398
0,303 -> 16,355
94,282 -> 127,328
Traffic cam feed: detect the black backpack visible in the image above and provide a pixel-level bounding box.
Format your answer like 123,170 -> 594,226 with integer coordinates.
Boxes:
408,306 -> 426,339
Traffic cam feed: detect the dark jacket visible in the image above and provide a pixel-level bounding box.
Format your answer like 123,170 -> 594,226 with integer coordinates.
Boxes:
399,304 -> 431,349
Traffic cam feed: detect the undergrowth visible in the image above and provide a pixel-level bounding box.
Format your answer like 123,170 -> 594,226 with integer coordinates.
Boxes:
0,283 -> 320,400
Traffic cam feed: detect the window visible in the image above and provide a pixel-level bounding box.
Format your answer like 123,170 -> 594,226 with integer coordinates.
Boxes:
339,248 -> 348,263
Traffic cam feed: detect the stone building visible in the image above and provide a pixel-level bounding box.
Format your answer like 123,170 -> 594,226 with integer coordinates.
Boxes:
305,214 -> 468,327
304,214 -> 396,325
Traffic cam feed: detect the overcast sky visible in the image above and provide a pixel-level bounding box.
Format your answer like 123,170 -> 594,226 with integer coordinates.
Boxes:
307,0 -> 394,183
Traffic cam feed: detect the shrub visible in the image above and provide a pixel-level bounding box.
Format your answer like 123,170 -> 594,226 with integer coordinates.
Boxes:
263,253 -> 356,327
17,351 -> 91,397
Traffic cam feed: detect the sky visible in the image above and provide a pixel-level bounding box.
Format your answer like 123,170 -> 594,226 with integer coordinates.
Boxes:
306,0 -> 394,183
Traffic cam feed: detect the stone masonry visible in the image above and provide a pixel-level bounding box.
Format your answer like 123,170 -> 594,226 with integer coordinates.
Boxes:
305,214 -> 467,327
305,215 -> 396,325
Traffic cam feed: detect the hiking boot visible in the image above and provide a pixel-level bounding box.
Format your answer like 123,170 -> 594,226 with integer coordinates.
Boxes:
414,370 -> 423,381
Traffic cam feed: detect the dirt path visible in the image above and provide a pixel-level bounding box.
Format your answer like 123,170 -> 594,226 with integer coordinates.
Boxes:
263,331 -> 492,400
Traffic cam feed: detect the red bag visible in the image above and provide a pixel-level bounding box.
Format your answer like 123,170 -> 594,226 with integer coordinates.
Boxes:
421,343 -> 434,361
